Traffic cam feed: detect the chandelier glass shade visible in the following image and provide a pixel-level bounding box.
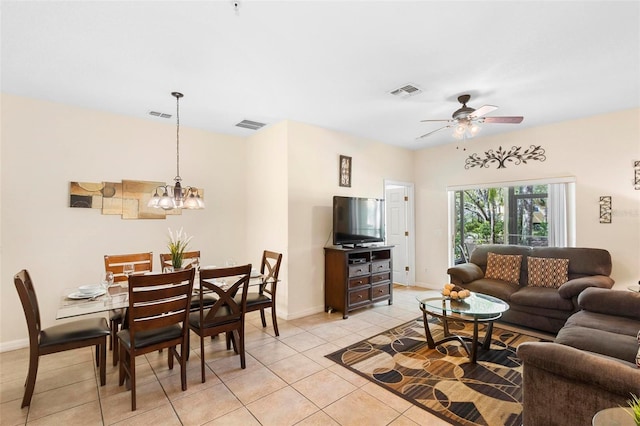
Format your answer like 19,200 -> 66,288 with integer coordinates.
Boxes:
148,92 -> 205,210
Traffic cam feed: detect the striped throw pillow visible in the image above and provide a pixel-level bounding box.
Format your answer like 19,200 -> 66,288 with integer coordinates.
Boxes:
484,252 -> 522,285
528,256 -> 569,288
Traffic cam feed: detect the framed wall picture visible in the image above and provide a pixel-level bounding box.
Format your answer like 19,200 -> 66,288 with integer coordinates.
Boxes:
339,155 -> 352,187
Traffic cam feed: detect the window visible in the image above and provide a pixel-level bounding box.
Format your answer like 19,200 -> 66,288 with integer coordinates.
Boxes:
449,179 -> 575,264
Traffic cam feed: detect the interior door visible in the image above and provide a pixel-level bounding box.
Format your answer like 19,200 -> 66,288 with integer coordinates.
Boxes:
386,186 -> 409,285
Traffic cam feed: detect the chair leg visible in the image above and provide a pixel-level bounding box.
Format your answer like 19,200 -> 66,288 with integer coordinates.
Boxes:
99,339 -> 106,386
200,334 -> 206,383
271,307 -> 279,337
21,348 -> 39,408
130,354 -> 136,411
118,342 -> 125,386
95,344 -> 100,367
168,346 -> 174,370
239,324 -> 246,369
179,342 -> 187,391
113,344 -> 119,366
259,309 -> 267,328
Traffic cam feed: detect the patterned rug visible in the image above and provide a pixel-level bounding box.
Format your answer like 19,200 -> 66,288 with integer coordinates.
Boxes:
326,317 -> 545,426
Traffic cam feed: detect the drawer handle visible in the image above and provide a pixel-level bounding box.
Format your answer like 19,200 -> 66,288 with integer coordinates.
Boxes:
378,289 -> 383,293
358,294 -> 363,299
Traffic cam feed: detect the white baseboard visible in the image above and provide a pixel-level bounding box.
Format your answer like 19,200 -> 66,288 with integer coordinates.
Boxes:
281,305 -> 325,321
0,338 -> 28,353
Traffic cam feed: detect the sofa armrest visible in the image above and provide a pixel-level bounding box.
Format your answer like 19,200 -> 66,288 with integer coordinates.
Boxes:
557,275 -> 614,299
447,263 -> 484,285
517,342 -> 640,396
517,342 -> 640,426
578,287 -> 640,318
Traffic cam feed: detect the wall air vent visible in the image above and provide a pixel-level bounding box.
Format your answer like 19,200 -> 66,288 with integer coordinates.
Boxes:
235,119 -> 267,130
148,111 -> 172,119
389,84 -> 423,98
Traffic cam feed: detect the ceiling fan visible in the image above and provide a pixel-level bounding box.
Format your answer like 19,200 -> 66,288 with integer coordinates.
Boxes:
417,94 -> 523,140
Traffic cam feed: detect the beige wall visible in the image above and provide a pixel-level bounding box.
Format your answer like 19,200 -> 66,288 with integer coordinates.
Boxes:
286,121 -> 414,318
245,121 -> 289,317
414,108 -> 640,290
0,94 -> 248,348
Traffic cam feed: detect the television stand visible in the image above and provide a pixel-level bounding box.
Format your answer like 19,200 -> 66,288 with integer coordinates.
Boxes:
324,245 -> 393,319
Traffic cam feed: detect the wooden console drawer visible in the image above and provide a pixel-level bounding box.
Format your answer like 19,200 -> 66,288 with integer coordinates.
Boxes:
371,272 -> 390,284
348,263 -> 370,277
349,288 -> 370,305
371,260 -> 390,273
348,276 -> 370,288
372,284 -> 390,299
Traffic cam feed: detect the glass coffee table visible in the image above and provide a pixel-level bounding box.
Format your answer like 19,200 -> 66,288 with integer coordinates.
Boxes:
417,291 -> 509,363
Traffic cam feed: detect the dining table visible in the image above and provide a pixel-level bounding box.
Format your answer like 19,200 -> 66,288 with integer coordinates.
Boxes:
56,270 -> 273,320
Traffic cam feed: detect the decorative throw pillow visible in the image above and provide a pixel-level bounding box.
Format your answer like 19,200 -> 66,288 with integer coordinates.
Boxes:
484,252 -> 523,285
527,257 -> 569,288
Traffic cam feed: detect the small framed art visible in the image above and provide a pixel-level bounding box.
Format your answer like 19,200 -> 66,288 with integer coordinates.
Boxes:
339,155 -> 352,187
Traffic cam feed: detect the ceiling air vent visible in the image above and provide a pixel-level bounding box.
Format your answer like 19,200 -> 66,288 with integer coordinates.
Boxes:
148,110 -> 172,119
389,84 -> 422,98
235,119 -> 267,130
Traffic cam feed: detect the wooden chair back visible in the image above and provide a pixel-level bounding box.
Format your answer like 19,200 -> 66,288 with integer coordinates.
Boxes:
159,250 -> 201,271
260,250 -> 283,296
126,269 -> 195,338
104,252 -> 153,283
198,264 -> 251,324
14,270 -> 41,349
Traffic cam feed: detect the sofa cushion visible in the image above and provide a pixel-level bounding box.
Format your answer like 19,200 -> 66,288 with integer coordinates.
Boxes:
509,286 -> 575,311
555,325 -> 639,364
460,278 -> 520,302
527,256 -> 569,288
484,252 -> 522,285
564,310 -> 640,337
578,287 -> 640,319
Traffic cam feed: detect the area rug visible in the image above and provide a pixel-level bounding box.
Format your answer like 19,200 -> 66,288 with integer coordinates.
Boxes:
326,317 -> 546,426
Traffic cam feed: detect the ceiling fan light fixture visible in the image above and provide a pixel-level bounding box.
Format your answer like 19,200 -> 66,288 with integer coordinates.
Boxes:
469,123 -> 481,136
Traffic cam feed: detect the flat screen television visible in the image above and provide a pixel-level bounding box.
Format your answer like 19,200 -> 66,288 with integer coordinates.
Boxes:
333,196 -> 385,246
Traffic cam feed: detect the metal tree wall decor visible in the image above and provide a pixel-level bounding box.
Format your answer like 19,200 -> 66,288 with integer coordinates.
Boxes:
465,145 -> 546,169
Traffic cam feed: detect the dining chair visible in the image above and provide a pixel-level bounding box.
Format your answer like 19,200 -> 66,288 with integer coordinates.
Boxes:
189,264 -> 251,382
159,250 -> 217,313
117,268 -> 194,411
104,252 -> 153,365
14,269 -> 110,408
238,250 -> 283,336
159,250 -> 200,272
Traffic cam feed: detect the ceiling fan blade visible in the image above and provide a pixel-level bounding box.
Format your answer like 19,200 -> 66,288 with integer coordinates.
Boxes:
420,119 -> 452,123
416,125 -> 452,139
483,116 -> 524,124
470,104 -> 498,118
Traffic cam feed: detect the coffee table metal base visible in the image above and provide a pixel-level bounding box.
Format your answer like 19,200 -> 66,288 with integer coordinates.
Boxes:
420,308 -> 502,363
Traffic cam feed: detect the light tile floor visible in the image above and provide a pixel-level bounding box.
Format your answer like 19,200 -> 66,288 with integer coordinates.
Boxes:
1,285 -> 455,425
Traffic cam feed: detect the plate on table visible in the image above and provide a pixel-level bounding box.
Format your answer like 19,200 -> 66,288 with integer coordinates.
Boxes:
67,289 -> 106,300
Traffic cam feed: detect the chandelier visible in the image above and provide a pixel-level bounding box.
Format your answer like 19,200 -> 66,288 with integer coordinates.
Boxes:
148,92 -> 205,210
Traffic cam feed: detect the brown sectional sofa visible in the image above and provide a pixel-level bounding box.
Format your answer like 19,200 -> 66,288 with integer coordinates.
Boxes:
447,244 -> 614,333
517,288 -> 640,426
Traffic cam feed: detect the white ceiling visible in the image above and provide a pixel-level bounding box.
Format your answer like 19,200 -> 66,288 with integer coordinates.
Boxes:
2,1 -> 639,150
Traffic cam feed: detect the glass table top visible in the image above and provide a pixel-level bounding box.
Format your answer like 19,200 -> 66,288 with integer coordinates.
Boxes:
417,290 -> 509,317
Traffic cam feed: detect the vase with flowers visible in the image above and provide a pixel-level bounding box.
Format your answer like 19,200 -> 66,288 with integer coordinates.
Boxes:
167,227 -> 193,270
